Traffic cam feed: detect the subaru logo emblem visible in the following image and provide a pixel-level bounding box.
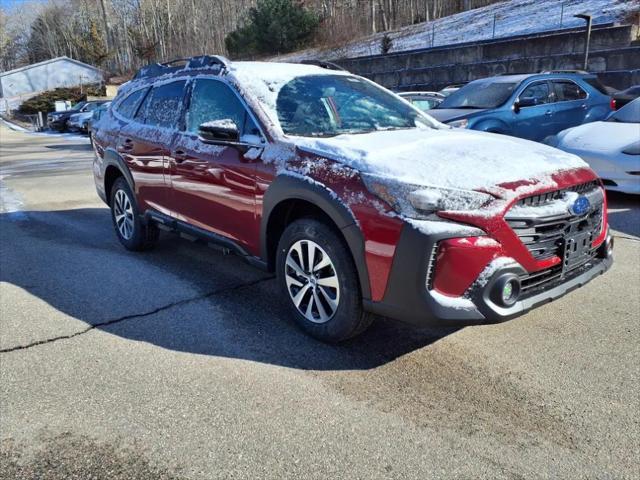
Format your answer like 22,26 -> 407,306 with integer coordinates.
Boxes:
570,195 -> 591,216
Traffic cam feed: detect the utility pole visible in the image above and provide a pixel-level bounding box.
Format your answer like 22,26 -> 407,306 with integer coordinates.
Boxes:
492,13 -> 497,39
574,13 -> 593,70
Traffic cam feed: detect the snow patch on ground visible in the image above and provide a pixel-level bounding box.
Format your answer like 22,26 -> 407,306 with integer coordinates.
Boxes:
0,178 -> 27,219
1,118 -> 30,133
2,118 -> 89,142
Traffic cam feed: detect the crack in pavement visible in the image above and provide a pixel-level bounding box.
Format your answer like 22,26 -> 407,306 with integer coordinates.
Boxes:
0,275 -> 275,354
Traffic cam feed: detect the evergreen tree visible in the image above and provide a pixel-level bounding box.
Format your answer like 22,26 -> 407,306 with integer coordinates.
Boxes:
226,0 -> 319,58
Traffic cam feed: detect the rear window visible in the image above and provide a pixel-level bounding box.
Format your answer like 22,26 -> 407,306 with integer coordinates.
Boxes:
116,88 -> 148,119
552,81 -> 587,102
583,77 -> 609,95
136,81 -> 187,129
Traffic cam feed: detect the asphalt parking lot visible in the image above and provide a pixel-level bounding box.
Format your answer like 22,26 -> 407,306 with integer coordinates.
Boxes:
0,122 -> 638,479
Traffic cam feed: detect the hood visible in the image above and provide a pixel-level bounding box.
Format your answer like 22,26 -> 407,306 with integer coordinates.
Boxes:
427,108 -> 487,123
292,127 -> 588,192
557,121 -> 639,154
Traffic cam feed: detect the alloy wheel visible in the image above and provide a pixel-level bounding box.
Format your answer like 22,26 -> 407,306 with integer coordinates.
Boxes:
113,189 -> 135,240
285,239 -> 340,324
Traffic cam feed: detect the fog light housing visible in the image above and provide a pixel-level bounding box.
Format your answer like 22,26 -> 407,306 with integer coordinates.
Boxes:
491,274 -> 521,307
597,232 -> 614,259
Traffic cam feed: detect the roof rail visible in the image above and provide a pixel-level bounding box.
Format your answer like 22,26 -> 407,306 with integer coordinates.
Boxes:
299,60 -> 346,71
133,55 -> 231,80
540,69 -> 590,75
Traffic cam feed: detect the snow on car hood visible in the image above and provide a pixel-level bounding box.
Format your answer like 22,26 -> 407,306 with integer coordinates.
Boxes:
292,127 -> 587,191
557,121 -> 640,153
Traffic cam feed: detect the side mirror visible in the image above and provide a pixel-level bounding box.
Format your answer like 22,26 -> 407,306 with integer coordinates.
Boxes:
514,97 -> 537,113
198,119 -> 239,143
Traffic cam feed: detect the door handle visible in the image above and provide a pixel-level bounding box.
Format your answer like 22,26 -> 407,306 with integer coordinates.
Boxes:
544,110 -> 553,116
173,149 -> 187,162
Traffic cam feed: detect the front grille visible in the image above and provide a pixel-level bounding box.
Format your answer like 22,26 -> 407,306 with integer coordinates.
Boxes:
506,185 -> 603,261
515,180 -> 599,208
519,249 -> 599,299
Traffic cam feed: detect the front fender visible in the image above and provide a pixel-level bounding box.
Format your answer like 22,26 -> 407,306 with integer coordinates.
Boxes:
261,174 -> 371,299
472,118 -> 512,135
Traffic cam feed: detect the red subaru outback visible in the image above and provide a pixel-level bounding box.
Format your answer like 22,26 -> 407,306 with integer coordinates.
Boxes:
92,56 -> 613,342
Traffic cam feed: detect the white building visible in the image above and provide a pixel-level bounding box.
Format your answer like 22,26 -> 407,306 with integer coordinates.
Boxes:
0,56 -> 103,111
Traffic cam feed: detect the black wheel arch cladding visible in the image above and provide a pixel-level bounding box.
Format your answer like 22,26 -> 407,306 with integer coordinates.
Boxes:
262,174 -> 371,300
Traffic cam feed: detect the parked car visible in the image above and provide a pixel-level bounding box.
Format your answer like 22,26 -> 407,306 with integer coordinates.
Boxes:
398,91 -> 444,112
47,101 -> 87,131
87,101 -> 111,142
93,56 -> 613,342
48,100 -> 109,132
67,100 -> 110,133
440,84 -> 464,97
611,85 -> 640,110
546,98 -> 640,194
429,72 -> 613,141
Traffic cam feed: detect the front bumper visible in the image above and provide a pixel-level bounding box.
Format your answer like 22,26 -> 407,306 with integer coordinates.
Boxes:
363,223 -> 613,327
48,118 -> 67,130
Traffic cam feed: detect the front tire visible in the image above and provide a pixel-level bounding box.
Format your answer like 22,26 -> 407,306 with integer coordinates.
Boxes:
109,177 -> 158,251
276,219 -> 373,342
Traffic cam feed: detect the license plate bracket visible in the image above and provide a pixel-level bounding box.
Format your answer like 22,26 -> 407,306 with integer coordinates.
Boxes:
562,230 -> 594,272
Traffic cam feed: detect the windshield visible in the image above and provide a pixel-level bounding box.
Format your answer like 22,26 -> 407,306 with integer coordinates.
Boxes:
71,102 -> 87,111
438,81 -> 518,109
276,75 -> 431,137
608,98 -> 640,123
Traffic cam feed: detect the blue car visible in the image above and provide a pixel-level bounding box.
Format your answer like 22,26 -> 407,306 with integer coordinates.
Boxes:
429,72 -> 612,142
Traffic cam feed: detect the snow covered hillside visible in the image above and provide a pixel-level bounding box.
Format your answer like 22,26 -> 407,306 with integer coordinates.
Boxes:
277,0 -> 638,61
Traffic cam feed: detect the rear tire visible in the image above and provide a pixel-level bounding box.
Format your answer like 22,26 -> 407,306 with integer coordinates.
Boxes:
109,177 -> 158,251
276,218 -> 373,342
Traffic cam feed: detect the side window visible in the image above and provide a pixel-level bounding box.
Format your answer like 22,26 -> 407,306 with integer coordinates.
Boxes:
520,82 -> 550,105
553,81 -> 587,102
137,81 -> 187,128
411,98 -> 438,110
116,88 -> 147,119
186,79 -> 257,135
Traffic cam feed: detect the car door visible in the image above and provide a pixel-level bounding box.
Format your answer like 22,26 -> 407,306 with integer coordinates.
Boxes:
118,81 -> 186,216
169,77 -> 263,252
550,79 -> 589,133
511,81 -> 555,141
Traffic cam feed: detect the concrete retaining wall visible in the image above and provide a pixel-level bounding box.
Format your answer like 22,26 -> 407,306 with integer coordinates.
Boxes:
336,25 -> 640,90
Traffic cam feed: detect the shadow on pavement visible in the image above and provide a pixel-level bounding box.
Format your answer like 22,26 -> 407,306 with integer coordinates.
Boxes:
0,208 -> 457,370
606,191 -> 640,238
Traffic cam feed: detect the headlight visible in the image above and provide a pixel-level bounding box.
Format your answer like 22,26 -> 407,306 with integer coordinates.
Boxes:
448,118 -> 469,128
362,174 -> 493,219
622,140 -> 640,155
